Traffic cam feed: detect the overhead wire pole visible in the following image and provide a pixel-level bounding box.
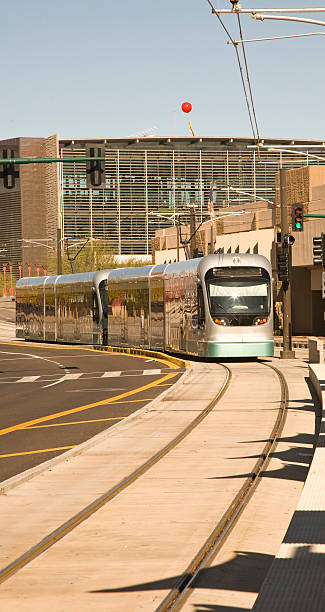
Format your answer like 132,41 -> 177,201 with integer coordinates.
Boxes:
227,32 -> 325,44
279,169 -> 295,359
253,14 -> 325,27
210,8 -> 325,14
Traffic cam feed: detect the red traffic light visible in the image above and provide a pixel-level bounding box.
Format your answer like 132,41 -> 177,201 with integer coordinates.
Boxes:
181,102 -> 192,113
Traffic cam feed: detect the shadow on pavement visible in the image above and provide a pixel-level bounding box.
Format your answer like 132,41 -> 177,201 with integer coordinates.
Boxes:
89,550 -> 274,595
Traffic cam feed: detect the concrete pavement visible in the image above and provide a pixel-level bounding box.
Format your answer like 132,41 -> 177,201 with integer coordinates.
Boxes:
0,356 -> 316,611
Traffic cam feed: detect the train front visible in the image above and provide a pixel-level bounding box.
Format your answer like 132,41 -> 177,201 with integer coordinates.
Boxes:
198,254 -> 274,358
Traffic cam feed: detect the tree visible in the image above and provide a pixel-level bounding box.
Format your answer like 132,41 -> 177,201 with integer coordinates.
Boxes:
46,239 -> 151,275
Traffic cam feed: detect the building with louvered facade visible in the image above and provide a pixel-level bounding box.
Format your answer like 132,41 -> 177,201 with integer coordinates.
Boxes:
1,135 -> 325,277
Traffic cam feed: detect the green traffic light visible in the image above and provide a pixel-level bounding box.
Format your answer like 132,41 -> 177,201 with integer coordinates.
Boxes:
296,221 -> 302,229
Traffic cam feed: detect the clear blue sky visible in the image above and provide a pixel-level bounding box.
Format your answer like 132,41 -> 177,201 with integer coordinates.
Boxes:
2,1 -> 325,140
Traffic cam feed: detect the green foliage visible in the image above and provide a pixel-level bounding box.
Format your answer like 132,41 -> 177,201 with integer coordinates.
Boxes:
46,239 -> 151,275
119,256 -> 152,268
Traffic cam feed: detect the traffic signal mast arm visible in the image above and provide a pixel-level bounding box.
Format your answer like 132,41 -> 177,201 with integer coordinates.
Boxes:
0,157 -> 104,164
304,214 -> 325,219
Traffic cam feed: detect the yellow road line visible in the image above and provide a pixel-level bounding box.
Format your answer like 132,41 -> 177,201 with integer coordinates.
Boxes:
0,446 -> 74,459
25,397 -> 159,428
27,416 -> 124,429
0,342 -> 180,369
0,372 -> 178,438
155,383 -> 174,386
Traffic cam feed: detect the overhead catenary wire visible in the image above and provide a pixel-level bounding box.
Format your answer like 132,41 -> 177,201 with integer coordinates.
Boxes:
205,0 -> 258,141
236,12 -> 261,149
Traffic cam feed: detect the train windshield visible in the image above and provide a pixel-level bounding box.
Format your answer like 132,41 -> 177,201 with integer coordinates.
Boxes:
205,267 -> 271,318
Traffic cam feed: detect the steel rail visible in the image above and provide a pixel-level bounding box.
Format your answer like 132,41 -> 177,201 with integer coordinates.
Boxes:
0,364 -> 231,585
155,361 -> 289,612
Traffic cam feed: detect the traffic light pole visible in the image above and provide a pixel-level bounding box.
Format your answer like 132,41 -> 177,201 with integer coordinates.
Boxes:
280,169 -> 295,359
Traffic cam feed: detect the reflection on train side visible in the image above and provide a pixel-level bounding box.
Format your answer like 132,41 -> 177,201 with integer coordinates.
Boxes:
16,254 -> 274,358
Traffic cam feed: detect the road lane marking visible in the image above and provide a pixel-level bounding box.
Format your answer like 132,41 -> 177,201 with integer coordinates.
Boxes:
43,372 -> 83,389
65,388 -> 125,393
0,342 -> 181,369
102,371 -> 122,377
142,369 -> 161,375
25,398 -> 156,428
27,417 -> 124,428
0,372 -> 178,437
154,383 -> 174,386
0,446 -> 75,459
16,376 -> 40,383
0,350 -> 67,371
0,370 -> 171,384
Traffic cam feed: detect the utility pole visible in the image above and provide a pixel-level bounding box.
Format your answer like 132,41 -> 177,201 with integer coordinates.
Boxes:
279,169 -> 295,359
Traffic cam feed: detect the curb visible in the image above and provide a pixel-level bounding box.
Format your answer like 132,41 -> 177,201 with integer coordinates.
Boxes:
95,345 -> 189,369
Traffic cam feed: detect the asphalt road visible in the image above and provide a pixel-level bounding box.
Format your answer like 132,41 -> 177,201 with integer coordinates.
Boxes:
0,342 -> 183,482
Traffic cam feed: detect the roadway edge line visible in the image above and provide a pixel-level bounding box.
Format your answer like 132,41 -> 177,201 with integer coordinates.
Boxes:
0,365 -> 191,495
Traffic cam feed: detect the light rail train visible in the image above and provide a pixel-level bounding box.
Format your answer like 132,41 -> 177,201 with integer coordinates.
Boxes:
16,254 -> 273,358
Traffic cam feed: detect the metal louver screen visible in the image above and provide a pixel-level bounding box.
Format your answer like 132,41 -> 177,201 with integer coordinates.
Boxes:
0,191 -> 22,274
60,144 -> 324,256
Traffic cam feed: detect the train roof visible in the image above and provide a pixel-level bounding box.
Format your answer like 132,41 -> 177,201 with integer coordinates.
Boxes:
16,254 -> 271,291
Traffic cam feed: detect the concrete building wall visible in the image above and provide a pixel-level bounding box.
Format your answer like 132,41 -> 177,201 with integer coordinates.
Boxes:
0,136 -> 60,278
0,138 -> 21,276
20,137 -> 47,276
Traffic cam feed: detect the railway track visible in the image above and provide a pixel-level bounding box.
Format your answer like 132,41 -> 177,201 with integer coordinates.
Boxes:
155,361 -> 288,612
0,359 -> 290,612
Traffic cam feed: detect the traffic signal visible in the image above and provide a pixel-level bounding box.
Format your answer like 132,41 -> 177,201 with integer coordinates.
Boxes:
283,233 -> 295,247
292,205 -> 304,232
0,148 -> 19,190
86,145 -> 106,189
313,233 -> 325,268
277,247 -> 289,283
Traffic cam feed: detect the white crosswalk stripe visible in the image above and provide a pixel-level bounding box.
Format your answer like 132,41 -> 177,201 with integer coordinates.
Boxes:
101,371 -> 122,378
1,369 -> 167,385
142,369 -> 161,375
43,372 -> 83,389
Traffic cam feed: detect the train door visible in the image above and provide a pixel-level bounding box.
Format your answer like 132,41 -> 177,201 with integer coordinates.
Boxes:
149,275 -> 165,350
44,278 -> 56,341
98,280 -> 108,345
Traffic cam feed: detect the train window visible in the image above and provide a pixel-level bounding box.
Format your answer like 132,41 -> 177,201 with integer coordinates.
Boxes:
206,267 -> 271,321
212,267 -> 264,278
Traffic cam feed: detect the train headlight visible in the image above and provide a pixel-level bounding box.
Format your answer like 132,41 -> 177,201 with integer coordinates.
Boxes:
253,317 -> 267,325
214,317 -> 228,326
